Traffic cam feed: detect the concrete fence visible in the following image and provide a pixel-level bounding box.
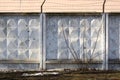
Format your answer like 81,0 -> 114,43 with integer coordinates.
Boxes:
0,13 -> 119,70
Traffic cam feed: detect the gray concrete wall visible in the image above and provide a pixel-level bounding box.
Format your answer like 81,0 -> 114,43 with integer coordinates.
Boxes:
108,15 -> 120,59
108,15 -> 120,70
45,14 -> 105,70
0,14 -> 119,70
0,14 -> 41,70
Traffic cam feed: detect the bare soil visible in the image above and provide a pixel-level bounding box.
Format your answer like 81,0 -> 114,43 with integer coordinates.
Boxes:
0,70 -> 120,80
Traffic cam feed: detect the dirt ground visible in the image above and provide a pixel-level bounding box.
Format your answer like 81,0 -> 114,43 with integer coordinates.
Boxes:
0,70 -> 120,80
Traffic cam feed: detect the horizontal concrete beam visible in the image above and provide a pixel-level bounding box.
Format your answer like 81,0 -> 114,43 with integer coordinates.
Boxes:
0,60 -> 39,64
46,59 -> 103,64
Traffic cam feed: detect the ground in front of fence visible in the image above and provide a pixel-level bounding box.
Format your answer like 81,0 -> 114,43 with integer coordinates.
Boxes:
0,70 -> 120,80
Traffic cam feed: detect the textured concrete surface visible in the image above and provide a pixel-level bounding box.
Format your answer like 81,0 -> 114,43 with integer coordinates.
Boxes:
0,14 -> 119,70
108,15 -> 120,59
46,14 -> 104,69
0,14 -> 41,70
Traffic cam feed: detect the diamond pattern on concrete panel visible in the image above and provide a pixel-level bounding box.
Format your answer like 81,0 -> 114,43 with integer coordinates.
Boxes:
80,19 -> 89,60
58,27 -> 69,39
30,29 -> 39,40
0,39 -> 6,50
29,40 -> 39,49
69,37 -> 79,43
109,40 -> 118,49
91,19 -> 101,38
58,19 -> 68,28
7,19 -> 17,28
80,19 -> 89,28
91,28 -> 99,38
69,29 -> 79,39
84,39 -> 91,48
19,30 -> 29,39
29,19 -> 40,28
7,39 -> 17,49
58,32 -> 64,39
58,41 -> 67,49
109,49 -> 119,59
18,19 -> 29,40
8,49 -> 18,59
85,28 -> 91,39
91,19 -> 101,27
0,30 -> 6,38
80,31 -> 84,38
58,27 -> 62,34
0,50 -> 7,59
109,25 -> 119,59
29,50 -> 40,60
64,27 -> 69,37
92,49 -> 103,60
58,19 -> 69,59
0,17 -> 40,70
69,19 -> 79,28
80,19 -> 104,61
18,19 -> 28,31
69,40 -> 80,59
80,19 -> 90,40
85,49 -> 91,60
7,27 -> 17,38
58,49 -> 68,59
69,19 -> 79,59
109,33 -> 117,40
90,19 -> 103,60
91,39 -> 101,49
18,50 -> 29,60
19,39 -> 29,49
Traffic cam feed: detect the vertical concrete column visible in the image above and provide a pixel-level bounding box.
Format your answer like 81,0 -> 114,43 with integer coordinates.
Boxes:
119,20 -> 120,60
105,14 -> 109,70
40,13 -> 46,70
103,13 -> 108,70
